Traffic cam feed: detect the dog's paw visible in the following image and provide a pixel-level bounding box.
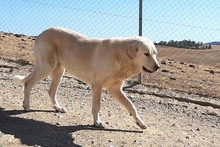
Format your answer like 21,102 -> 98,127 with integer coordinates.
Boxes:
23,102 -> 30,111
94,120 -> 105,128
136,121 -> 147,129
54,106 -> 67,113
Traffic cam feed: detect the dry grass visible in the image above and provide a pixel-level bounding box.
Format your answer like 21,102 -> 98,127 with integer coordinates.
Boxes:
157,45 -> 220,68
0,32 -> 35,63
1,31 -> 220,98
1,31 -> 220,147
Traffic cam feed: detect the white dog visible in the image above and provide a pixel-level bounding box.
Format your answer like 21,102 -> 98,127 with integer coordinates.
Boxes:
14,27 -> 160,129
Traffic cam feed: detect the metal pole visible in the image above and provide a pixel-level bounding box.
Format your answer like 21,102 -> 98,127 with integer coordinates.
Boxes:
138,0 -> 143,83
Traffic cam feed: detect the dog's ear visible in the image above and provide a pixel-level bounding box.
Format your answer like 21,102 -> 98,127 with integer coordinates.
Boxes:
126,47 -> 138,59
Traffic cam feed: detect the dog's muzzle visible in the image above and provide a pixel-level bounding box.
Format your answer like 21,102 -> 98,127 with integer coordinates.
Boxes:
143,64 -> 160,73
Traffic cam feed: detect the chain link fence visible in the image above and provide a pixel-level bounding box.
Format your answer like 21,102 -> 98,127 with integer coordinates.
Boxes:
0,0 -> 220,96
1,0 -> 220,86
0,0 -> 138,38
144,0 -> 219,43
1,0 -> 219,42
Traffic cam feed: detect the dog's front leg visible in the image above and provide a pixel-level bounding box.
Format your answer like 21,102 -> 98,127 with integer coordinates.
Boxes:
91,85 -> 105,128
92,85 -> 104,128
108,81 -> 147,129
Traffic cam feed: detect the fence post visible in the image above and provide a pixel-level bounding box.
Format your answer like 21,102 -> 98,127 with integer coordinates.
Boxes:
138,0 -> 143,83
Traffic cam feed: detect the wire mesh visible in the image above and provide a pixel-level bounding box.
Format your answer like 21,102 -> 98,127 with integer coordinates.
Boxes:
1,0 -> 219,42
0,0 -> 219,98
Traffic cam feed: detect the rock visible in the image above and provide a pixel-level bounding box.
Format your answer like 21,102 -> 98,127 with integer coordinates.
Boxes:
56,122 -> 61,126
196,128 -> 200,131
161,69 -> 169,73
3,32 -> 13,36
191,129 -> 195,132
182,109 -> 187,113
207,111 -> 217,116
108,111 -> 112,116
168,59 -> 174,61
209,70 -> 215,74
170,77 -> 176,80
189,64 -> 196,68
14,34 -> 25,38
161,61 -> 166,64
172,123 -> 178,127
158,100 -> 162,104
29,36 -> 37,39
128,95 -> 135,102
129,95 -> 135,99
54,113 -> 59,116
204,69 -> 215,74
9,68 -> 13,73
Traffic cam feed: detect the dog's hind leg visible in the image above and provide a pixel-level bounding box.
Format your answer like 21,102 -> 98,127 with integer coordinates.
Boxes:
108,81 -> 147,129
92,84 -> 105,128
22,61 -> 54,111
48,63 -> 66,113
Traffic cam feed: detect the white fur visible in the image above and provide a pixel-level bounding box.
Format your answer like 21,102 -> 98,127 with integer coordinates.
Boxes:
13,27 -> 160,129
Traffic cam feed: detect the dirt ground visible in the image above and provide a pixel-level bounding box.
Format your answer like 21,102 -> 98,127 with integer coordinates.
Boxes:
0,32 -> 220,147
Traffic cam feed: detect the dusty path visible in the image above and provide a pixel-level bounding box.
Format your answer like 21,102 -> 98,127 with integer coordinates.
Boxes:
0,59 -> 219,147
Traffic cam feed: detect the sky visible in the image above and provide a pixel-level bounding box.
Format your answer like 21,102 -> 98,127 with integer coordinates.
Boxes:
0,0 -> 219,43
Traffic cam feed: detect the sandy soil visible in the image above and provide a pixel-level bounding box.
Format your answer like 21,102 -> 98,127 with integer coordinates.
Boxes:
0,32 -> 220,147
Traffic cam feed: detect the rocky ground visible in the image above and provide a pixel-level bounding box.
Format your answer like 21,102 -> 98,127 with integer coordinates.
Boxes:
0,32 -> 220,146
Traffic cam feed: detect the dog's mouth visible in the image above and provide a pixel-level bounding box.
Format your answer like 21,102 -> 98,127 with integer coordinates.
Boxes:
142,66 -> 154,73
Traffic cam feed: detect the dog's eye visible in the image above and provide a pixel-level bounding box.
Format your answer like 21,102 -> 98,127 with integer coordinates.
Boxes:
144,53 -> 150,57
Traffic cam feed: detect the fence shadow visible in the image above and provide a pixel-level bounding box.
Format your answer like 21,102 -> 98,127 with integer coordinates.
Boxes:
0,108 -> 142,147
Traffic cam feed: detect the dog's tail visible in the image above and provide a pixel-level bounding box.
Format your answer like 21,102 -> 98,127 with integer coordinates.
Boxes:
13,71 -> 34,85
13,68 -> 36,85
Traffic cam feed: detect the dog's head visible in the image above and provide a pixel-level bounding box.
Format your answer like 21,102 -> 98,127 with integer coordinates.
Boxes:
126,36 -> 160,73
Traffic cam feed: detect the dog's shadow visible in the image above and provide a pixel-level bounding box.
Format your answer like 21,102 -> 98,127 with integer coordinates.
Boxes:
0,108 -> 143,147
